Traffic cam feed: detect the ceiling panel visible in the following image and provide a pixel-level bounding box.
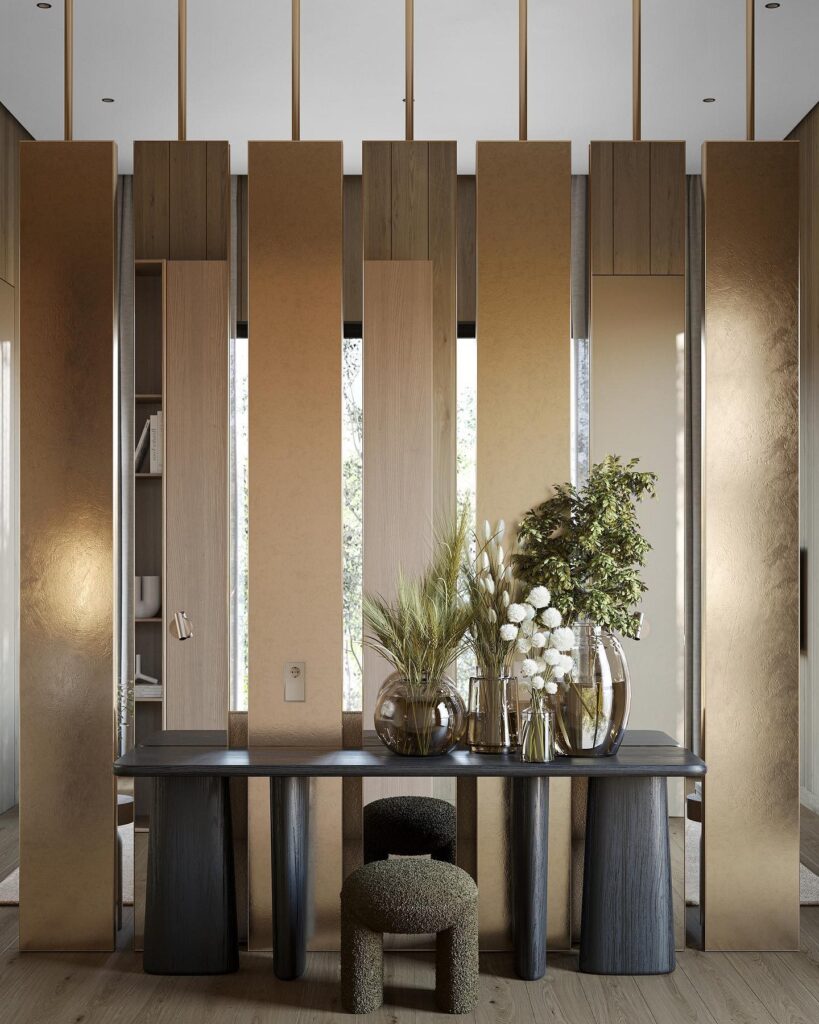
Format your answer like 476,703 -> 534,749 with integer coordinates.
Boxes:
756,0 -> 819,140
188,0 -> 290,173
301,0 -> 403,173
74,0 -> 176,173
529,0 -> 632,174
643,0 -> 745,173
415,0 -> 517,174
0,0 -> 63,140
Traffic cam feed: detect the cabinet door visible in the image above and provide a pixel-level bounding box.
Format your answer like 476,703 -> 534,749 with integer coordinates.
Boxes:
165,261 -> 229,729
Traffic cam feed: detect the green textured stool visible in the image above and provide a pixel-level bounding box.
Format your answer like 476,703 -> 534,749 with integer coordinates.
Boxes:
340,859 -> 479,1015
363,796 -> 456,864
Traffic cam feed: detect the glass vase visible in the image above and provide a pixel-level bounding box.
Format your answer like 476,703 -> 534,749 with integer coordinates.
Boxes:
374,672 -> 466,756
519,705 -> 556,763
467,674 -> 520,753
553,622 -> 631,757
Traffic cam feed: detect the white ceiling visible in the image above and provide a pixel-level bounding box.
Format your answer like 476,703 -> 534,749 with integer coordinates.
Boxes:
1,0 -> 817,175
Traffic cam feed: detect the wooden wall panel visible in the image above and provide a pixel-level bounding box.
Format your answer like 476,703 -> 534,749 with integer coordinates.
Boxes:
343,176 -> 363,324
457,175 -> 476,325
19,141 -> 117,950
236,174 -> 248,323
248,141 -> 343,951
134,141 -> 229,261
590,142 -> 613,275
612,142 -> 651,274
650,143 -> 686,275
165,261 -> 229,730
1,103 -> 30,287
476,141 -> 572,949
701,141 -> 800,951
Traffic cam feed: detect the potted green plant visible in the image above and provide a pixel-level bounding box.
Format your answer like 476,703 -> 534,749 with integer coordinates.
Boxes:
363,512 -> 473,756
514,455 -> 657,756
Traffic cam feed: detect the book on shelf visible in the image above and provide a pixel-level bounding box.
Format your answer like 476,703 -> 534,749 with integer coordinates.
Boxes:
149,411 -> 163,474
134,417 -> 151,471
135,682 -> 163,700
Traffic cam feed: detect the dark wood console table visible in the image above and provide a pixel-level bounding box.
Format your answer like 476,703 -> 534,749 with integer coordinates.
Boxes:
114,730 -> 705,981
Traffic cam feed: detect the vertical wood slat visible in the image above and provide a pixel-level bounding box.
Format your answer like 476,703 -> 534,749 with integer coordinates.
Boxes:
476,141 -> 572,949
343,176 -> 363,324
247,141 -> 343,950
134,141 -> 170,260
19,141 -> 118,950
206,142 -> 230,260
612,141 -> 651,274
650,142 -> 686,275
0,105 -> 30,287
590,142 -> 613,275
457,175 -> 476,325
362,142 -> 392,260
164,261 -> 229,730
170,141 -> 207,260
702,140 -> 799,951
391,141 -> 429,260
237,175 -> 248,322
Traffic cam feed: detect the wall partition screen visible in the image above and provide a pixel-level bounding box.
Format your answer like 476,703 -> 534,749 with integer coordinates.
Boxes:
18,141 -> 118,951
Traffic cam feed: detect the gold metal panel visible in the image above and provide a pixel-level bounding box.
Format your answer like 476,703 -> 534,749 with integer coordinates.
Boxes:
701,141 -> 799,950
18,141 -> 118,950
247,141 -> 343,951
165,261 -> 229,731
476,141 -> 572,949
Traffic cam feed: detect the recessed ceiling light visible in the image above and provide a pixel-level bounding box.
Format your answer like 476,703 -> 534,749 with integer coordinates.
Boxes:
765,3 -> 781,9
101,97 -> 115,103
36,3 -> 52,8
703,97 -> 716,103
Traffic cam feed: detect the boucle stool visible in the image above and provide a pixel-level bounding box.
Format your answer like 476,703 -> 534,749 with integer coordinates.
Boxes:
363,796 -> 457,864
340,859 -> 479,1014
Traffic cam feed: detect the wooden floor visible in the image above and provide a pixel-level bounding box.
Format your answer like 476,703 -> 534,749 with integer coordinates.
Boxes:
0,806 -> 818,1023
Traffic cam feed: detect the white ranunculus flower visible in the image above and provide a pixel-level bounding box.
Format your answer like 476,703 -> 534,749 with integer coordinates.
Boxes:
516,637 -> 531,654
545,680 -> 558,695
535,658 -> 547,674
523,603 -> 536,621
531,675 -> 545,690
550,626 -> 575,651
559,654 -> 574,676
527,586 -> 551,609
507,603 -> 527,624
500,623 -> 518,642
530,631 -> 547,649
543,648 -> 562,667
520,658 -> 538,678
540,607 -> 562,629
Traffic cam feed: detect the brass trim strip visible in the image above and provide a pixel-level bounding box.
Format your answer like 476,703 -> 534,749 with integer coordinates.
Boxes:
746,0 -> 755,141
178,0 -> 187,141
292,0 -> 300,141
632,0 -> 641,141
519,0 -> 527,141
63,0 -> 72,141
405,0 -> 414,141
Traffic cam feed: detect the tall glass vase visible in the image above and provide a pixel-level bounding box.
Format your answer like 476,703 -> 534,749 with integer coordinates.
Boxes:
553,622 -> 631,756
467,674 -> 519,753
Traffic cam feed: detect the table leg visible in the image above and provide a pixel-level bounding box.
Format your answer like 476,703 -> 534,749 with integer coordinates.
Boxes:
511,776 -> 550,980
580,776 -> 675,975
270,776 -> 310,980
144,776 -> 238,974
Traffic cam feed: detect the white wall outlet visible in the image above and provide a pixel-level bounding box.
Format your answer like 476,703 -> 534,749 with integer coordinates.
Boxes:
284,661 -> 306,702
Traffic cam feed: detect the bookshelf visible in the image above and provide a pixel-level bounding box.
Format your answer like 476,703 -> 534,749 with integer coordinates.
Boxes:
133,260 -> 165,828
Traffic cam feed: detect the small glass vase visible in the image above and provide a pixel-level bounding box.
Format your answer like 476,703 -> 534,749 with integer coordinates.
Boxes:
467,674 -> 520,753
374,672 -> 466,756
553,622 -> 631,757
519,704 -> 556,763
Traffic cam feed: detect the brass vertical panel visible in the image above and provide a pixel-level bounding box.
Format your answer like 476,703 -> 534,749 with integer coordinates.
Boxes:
206,142 -> 230,260
133,142 -> 170,260
19,141 -> 117,950
247,141 -> 343,950
702,141 -> 799,950
165,262 -> 229,730
169,141 -> 207,259
476,141 -> 572,948
612,141 -> 650,274
590,142 -> 613,275
650,142 -> 686,275
343,176 -> 363,324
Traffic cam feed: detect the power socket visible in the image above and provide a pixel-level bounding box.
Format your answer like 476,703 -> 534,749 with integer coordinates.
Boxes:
284,661 -> 306,702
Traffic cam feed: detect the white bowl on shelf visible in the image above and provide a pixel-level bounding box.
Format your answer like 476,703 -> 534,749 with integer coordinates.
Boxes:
135,575 -> 161,619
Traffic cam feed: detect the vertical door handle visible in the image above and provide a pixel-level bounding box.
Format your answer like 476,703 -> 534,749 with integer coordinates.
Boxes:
170,611 -> 193,640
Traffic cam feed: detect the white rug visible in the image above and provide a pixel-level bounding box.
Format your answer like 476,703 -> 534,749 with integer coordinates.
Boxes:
685,819 -> 819,905
0,823 -> 134,906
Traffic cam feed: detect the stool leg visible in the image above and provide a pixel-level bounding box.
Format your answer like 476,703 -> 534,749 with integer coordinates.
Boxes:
341,911 -> 384,1014
436,907 -> 479,1014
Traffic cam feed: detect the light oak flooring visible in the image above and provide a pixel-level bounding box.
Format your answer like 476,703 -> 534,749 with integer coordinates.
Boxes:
0,805 -> 817,1024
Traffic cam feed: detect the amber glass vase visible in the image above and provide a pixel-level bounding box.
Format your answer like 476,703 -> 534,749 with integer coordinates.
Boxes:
374,672 -> 466,756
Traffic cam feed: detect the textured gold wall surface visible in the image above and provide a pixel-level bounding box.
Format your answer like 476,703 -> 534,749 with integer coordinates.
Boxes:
18,141 -> 118,950
247,141 -> 343,951
702,141 -> 800,951
476,141 -> 572,949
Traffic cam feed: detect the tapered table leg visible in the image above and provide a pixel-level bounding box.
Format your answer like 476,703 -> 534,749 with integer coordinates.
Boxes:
511,776 -> 550,980
144,776 -> 238,974
270,776 -> 310,980
580,776 -> 675,975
